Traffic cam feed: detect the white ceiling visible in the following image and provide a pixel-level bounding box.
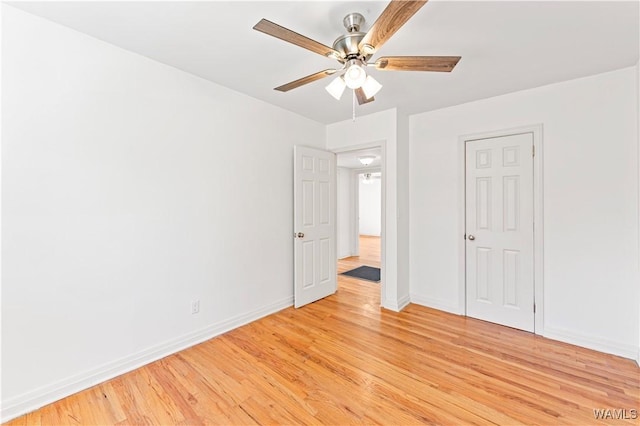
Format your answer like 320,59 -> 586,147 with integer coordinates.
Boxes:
8,1 -> 639,124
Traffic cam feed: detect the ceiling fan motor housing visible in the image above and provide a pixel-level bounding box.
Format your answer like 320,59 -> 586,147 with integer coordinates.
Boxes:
333,32 -> 364,58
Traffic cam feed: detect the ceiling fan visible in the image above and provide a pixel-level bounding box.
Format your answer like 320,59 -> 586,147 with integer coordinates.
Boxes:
253,0 -> 461,105
362,172 -> 382,184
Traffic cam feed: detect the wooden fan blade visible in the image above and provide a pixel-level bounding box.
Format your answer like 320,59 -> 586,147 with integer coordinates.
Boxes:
355,88 -> 375,105
358,0 -> 427,53
375,56 -> 461,72
274,69 -> 337,92
254,19 -> 342,59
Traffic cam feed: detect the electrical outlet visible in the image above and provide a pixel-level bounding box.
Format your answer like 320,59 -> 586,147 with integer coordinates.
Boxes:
191,300 -> 200,315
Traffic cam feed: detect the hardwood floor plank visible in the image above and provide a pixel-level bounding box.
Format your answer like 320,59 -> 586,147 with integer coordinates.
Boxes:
5,236 -> 638,425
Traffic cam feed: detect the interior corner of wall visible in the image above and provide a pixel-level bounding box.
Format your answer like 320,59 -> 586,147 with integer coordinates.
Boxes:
381,294 -> 410,312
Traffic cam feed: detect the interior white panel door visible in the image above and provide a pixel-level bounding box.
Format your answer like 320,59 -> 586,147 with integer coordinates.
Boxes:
465,133 -> 534,332
294,146 -> 337,308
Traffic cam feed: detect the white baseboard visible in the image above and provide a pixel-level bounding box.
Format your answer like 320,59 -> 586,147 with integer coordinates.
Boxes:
408,295 -> 637,362
0,296 -> 293,423
543,325 -> 639,361
410,293 -> 463,315
397,294 -> 411,311
383,294 -> 410,312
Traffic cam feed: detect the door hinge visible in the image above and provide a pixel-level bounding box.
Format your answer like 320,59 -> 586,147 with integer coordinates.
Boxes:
533,303 -> 536,314
532,145 -> 535,157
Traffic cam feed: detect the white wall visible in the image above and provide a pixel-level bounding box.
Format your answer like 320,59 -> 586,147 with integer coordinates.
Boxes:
396,111 -> 411,304
409,67 -> 639,359
337,167 -> 353,258
637,60 -> 640,364
327,108 -> 410,311
358,176 -> 381,236
1,5 -> 325,420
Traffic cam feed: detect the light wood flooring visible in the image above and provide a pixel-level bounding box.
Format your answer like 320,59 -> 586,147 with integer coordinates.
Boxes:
6,235 -> 639,425
337,235 -> 381,293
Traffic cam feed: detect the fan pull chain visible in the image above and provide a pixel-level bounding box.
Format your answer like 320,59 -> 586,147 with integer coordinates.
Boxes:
352,89 -> 356,122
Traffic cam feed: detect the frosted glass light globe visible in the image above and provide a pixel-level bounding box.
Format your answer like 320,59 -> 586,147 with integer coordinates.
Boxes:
344,63 -> 366,89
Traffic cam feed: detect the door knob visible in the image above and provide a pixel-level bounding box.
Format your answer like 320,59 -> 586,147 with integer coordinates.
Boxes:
296,232 -> 304,238
468,234 -> 475,241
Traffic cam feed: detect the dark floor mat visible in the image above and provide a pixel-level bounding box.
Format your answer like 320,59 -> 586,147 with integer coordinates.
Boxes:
340,266 -> 380,283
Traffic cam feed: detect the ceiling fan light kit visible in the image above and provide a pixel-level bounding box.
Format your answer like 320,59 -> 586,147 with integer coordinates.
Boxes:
344,59 -> 367,89
253,0 -> 461,109
361,75 -> 383,99
325,75 -> 347,100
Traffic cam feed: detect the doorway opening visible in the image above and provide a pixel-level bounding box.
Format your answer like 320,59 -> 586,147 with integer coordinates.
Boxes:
336,147 -> 383,306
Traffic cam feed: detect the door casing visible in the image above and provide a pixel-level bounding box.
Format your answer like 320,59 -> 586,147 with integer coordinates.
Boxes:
458,124 -> 545,334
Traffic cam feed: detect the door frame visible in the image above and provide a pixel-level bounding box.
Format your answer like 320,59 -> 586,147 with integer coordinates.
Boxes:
457,124 -> 545,334
332,141 -> 386,306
